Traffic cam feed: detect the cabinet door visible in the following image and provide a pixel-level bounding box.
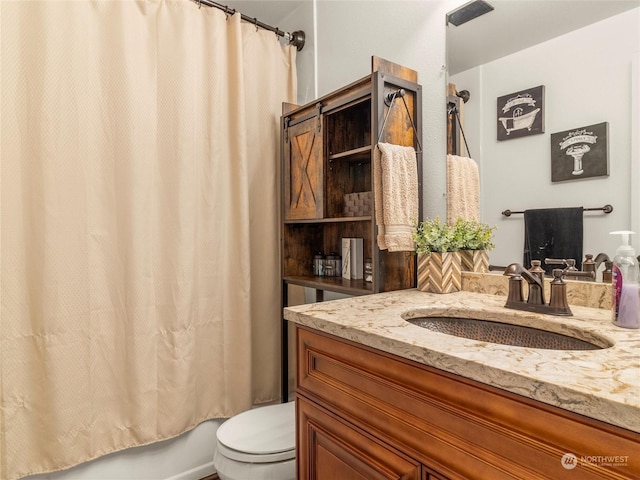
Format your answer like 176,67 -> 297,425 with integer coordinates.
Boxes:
297,395 -> 421,480
283,115 -> 323,220
424,470 -> 449,480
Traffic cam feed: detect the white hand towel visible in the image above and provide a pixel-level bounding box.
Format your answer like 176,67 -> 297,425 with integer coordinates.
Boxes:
446,154 -> 479,224
374,143 -> 419,252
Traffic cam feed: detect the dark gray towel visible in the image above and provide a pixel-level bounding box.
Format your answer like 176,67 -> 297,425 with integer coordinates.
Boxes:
523,207 -> 584,275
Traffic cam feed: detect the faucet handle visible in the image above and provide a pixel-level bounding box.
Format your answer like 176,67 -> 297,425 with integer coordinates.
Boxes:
545,258 -> 577,267
581,254 -> 596,280
551,268 -> 566,283
545,258 -> 587,279
529,259 -> 546,279
548,269 -> 572,315
583,254 -> 595,269
602,260 -> 613,283
545,258 -> 572,268
545,258 -> 565,265
564,259 -> 578,271
506,274 -> 525,304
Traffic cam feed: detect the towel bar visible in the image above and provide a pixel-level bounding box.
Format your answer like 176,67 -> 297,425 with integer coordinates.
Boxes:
501,204 -> 613,217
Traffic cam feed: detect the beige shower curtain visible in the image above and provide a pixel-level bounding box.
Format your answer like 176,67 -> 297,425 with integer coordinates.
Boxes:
0,1 -> 296,478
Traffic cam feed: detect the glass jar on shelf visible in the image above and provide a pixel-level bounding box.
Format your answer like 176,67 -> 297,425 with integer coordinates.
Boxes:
325,254 -> 341,277
323,264 -> 334,277
364,258 -> 373,283
313,253 -> 325,276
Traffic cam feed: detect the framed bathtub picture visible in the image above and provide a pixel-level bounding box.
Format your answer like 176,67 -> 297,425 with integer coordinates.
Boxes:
550,122 -> 609,182
496,85 -> 545,141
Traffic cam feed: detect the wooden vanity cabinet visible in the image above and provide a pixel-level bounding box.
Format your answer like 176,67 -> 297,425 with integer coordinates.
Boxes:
297,396 -> 421,480
296,326 -> 640,480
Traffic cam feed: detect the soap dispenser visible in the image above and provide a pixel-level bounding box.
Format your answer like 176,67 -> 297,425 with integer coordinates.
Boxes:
610,231 -> 640,329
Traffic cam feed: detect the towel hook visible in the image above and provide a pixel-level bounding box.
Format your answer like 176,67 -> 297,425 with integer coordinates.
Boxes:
378,88 -> 422,153
384,88 -> 405,107
456,89 -> 470,104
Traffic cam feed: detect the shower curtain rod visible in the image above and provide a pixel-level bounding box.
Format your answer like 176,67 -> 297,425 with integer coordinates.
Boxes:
192,0 -> 306,51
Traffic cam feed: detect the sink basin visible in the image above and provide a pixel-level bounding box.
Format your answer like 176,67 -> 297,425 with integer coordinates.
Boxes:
406,316 -> 609,350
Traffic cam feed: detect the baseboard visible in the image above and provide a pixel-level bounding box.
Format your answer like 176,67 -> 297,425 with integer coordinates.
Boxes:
164,460 -> 216,480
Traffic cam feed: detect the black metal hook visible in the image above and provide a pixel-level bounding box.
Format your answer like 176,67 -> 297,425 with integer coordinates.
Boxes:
378,89 -> 422,153
456,89 -> 470,104
384,88 -> 405,107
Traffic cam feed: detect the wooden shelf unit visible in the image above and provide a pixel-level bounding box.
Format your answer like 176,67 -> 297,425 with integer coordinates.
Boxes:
280,58 -> 422,400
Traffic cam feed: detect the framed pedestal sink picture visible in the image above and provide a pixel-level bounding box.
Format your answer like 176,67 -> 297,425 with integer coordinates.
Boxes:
550,121 -> 609,182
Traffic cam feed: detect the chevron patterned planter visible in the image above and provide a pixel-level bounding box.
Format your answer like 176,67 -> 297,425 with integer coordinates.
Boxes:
460,249 -> 489,273
417,252 -> 462,294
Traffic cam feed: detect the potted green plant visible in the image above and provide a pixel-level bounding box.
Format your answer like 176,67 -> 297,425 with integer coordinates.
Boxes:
412,218 -> 463,294
451,218 -> 495,273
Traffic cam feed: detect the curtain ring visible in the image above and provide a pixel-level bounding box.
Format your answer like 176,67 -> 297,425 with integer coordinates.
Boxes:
274,27 -> 280,39
198,0 -> 202,9
254,18 -> 259,31
224,6 -> 230,19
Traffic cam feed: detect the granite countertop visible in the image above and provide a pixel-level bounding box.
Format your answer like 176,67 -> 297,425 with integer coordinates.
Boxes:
284,289 -> 640,433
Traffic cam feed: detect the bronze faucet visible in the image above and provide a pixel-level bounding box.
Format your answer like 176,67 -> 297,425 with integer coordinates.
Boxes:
503,263 -> 554,313
594,252 -> 609,268
594,253 -> 613,282
503,262 -> 595,316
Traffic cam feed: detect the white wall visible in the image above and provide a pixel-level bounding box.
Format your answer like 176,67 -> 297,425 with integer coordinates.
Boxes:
277,1 -> 317,105
315,0 -> 458,220
451,8 -> 640,267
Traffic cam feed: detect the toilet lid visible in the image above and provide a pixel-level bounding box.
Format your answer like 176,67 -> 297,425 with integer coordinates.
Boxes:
216,401 -> 296,463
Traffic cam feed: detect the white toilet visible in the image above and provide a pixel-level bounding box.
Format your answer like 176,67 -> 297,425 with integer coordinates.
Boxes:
213,400 -> 296,480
